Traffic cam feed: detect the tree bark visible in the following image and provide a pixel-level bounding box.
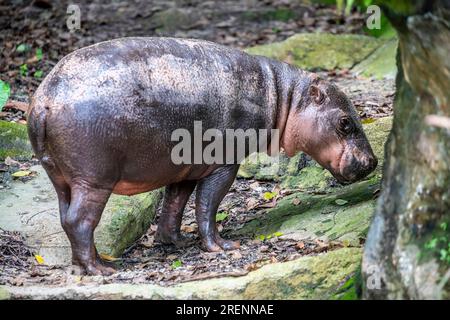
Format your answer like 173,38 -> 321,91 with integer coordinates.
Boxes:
362,0 -> 450,299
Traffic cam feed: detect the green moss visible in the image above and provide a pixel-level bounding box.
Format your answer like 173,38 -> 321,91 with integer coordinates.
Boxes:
282,165 -> 333,190
246,33 -> 385,71
0,286 -> 10,300
352,39 -> 398,79
0,120 -> 33,160
330,264 -> 363,300
361,116 -> 393,176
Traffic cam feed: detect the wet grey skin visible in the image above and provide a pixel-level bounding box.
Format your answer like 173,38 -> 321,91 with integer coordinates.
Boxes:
27,37 -> 377,275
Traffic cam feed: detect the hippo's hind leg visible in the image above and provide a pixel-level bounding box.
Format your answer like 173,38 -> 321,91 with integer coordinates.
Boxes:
195,165 -> 240,252
42,162 -> 71,225
64,182 -> 115,275
156,180 -> 197,247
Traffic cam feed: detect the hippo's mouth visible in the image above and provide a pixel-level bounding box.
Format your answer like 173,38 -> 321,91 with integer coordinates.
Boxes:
331,144 -> 353,184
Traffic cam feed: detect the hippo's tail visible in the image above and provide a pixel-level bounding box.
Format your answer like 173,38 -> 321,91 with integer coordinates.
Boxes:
27,100 -> 55,168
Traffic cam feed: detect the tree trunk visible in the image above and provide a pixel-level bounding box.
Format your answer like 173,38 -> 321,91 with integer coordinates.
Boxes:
362,0 -> 450,299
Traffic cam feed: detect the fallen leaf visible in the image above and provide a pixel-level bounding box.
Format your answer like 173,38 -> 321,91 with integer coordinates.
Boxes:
171,259 -> 182,269
231,251 -> 242,260
99,253 -> 120,261
35,255 -> 44,264
292,197 -> 301,206
249,181 -> 260,190
180,225 -> 196,233
12,170 -> 31,177
263,191 -> 276,201
335,199 -> 348,206
5,156 -> 19,166
245,197 -> 258,210
273,232 -> 283,237
296,241 -> 305,249
216,211 -> 228,222
361,118 -> 376,124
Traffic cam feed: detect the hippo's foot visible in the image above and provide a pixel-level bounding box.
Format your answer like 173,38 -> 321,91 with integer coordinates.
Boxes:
73,257 -> 116,276
156,230 -> 189,248
202,235 -> 240,252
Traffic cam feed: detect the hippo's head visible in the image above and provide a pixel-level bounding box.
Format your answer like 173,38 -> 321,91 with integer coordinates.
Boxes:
282,78 -> 377,183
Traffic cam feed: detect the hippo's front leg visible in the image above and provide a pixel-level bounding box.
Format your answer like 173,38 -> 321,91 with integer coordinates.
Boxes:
156,180 -> 197,247
195,165 -> 241,251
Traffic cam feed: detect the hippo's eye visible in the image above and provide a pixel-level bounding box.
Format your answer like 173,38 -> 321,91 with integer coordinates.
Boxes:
338,117 -> 354,135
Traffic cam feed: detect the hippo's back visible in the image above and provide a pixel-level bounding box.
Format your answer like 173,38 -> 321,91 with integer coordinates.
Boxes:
32,37 -> 274,132
28,37 -> 277,188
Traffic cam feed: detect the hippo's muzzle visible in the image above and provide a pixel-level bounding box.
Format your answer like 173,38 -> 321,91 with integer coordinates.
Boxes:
338,147 -> 378,183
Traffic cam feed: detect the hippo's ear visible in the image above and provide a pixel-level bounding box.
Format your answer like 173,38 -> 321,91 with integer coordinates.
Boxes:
309,85 -> 325,105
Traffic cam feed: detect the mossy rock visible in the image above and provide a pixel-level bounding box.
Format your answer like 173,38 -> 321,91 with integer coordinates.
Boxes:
95,188 -> 164,257
238,152 -> 290,181
0,120 -> 33,160
233,177 -> 379,244
246,33 -> 385,71
352,38 -> 398,79
362,116 -> 392,175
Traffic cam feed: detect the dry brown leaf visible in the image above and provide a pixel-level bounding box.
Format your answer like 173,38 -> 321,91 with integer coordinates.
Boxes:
181,225 -> 196,233
296,241 -> 305,249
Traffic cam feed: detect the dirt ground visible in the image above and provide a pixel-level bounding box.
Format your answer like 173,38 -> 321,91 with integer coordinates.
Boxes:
0,0 -> 394,287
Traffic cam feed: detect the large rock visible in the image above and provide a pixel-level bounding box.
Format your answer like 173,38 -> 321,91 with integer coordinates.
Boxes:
233,178 -> 379,247
95,189 -> 164,257
246,33 -> 385,71
0,120 -> 33,160
0,165 -> 163,264
1,247 -> 362,300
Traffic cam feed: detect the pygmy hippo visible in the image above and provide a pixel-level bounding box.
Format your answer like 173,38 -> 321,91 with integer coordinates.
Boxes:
27,37 -> 377,275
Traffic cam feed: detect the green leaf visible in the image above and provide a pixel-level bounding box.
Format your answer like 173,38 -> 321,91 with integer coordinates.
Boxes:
35,48 -> 43,61
440,249 -> 448,261
171,259 -> 182,269
216,211 -> 229,222
16,44 -> 29,53
273,232 -> 283,237
345,0 -> 355,15
335,199 -> 349,206
440,222 -> 447,231
425,238 -> 438,249
361,118 -> 376,124
0,80 -> 10,111
34,70 -> 43,78
20,64 -> 28,77
263,191 -> 276,201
